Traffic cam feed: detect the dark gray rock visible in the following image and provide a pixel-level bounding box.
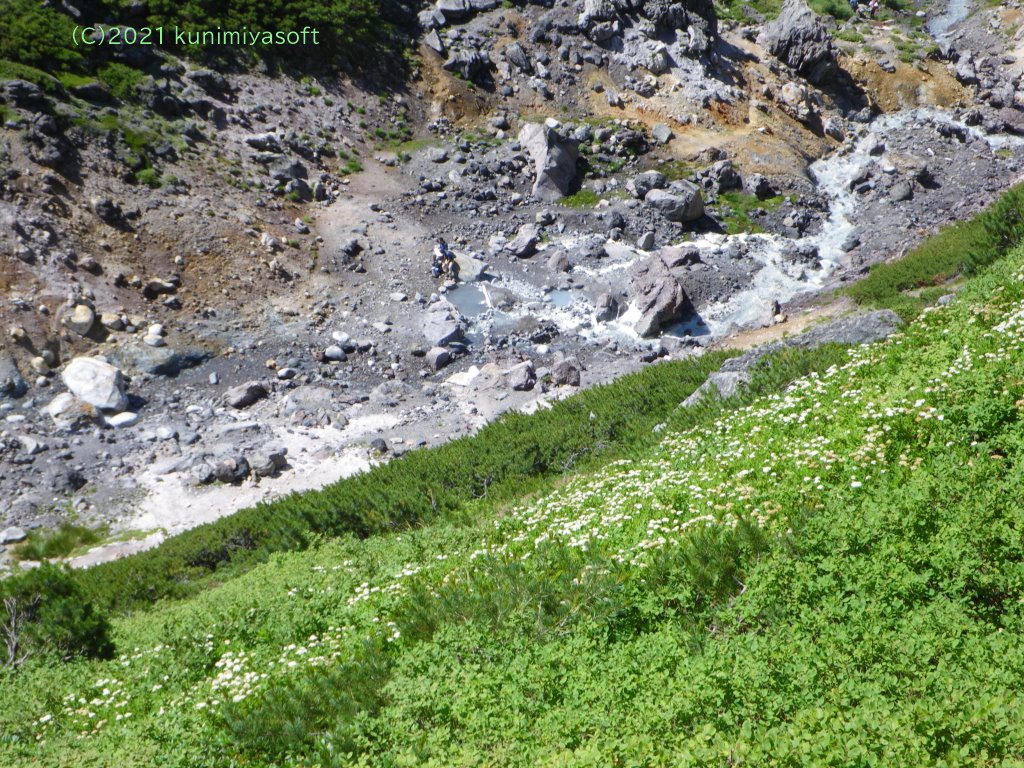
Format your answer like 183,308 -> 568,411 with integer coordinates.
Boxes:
552,357 -> 581,386
507,361 -> 536,391
423,301 -> 465,346
0,355 -> 28,400
107,343 -> 209,377
507,223 -> 541,258
518,123 -> 580,201
757,0 -> 838,85
426,347 -> 452,371
443,49 -> 491,82
224,381 -> 268,409
506,42 -> 533,73
645,184 -> 704,222
628,170 -> 667,199
249,445 -> 288,477
1,80 -> 48,109
629,255 -> 691,337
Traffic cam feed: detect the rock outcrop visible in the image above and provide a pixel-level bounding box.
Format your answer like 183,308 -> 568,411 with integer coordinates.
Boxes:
757,0 -> 838,86
518,124 -> 580,202
628,254 -> 692,337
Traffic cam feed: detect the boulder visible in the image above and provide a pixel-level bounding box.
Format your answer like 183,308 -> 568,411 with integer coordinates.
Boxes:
437,0 -> 473,22
779,81 -> 814,122
246,132 -> 282,151
629,255 -> 691,337
224,381 -> 268,409
757,0 -> 838,85
422,301 -> 465,346
507,223 -> 541,258
453,252 -> 487,281
643,44 -> 672,76
595,292 -> 619,322
651,123 -> 674,144
548,250 -> 572,272
507,361 -> 536,391
506,42 -> 533,73
107,411 -> 140,428
45,392 -> 87,426
681,371 -> 751,407
426,347 -> 452,371
248,445 -> 288,478
0,355 -> 28,399
424,29 -> 445,54
552,357 -> 582,386
518,123 -> 580,201
645,184 -> 704,222
62,357 -> 128,411
106,343 -> 209,377
213,454 -> 250,483
2,80 -> 47,109
705,159 -> 741,192
628,170 -> 667,199
324,344 -> 348,362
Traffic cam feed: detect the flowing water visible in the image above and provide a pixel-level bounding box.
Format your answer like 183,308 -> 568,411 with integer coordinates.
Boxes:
927,0 -> 972,38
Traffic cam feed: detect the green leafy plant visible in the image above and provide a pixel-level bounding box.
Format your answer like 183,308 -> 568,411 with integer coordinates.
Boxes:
1,565 -> 113,669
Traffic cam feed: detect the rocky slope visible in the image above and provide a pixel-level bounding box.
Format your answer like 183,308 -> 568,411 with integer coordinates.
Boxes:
1,0 -> 1022,566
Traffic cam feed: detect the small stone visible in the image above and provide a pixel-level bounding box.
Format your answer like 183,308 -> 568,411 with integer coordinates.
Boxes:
224,381 -> 268,409
107,411 -> 140,428
67,305 -> 96,336
324,345 -> 348,362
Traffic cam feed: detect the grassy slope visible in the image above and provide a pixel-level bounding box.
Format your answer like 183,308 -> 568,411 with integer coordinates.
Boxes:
6,238 -> 1024,765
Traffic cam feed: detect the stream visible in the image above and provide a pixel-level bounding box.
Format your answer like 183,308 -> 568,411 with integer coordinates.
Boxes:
445,0 -> 1018,348
927,0 -> 973,39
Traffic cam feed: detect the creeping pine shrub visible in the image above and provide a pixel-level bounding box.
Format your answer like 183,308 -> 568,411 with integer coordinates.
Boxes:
0,565 -> 114,669
847,182 -> 1024,319
0,0 -> 82,72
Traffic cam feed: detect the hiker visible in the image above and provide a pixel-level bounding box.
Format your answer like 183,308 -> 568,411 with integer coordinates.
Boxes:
432,238 -> 457,279
849,0 -> 859,13
432,238 -> 448,278
867,0 -> 878,16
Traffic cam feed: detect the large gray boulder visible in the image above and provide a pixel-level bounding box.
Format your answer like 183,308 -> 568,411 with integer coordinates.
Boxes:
757,0 -> 838,85
682,371 -> 751,407
645,183 -> 705,222
423,301 -> 465,347
629,254 -> 692,337
628,170 -> 667,199
437,0 -> 473,22
62,357 -> 128,411
518,123 -> 580,202
506,223 -> 541,258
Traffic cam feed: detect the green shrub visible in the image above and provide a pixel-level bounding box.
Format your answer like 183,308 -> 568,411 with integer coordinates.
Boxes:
0,0 -> 82,72
135,167 -> 163,188
846,183 -> 1024,319
96,63 -> 143,101
11,523 -> 106,562
0,565 -> 113,669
